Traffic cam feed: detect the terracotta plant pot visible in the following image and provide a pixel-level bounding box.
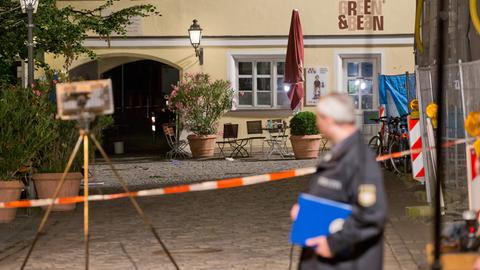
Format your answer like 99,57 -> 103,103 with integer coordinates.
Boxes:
0,180 -> 24,223
32,172 -> 82,211
290,135 -> 323,159
187,134 -> 217,158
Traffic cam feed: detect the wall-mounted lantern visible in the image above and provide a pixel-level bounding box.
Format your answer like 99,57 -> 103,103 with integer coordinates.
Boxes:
188,19 -> 203,65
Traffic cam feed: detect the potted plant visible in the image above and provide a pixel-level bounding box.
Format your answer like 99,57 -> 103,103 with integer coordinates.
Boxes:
33,117 -> 112,211
0,84 -> 55,222
168,73 -> 233,158
32,74 -> 113,211
289,111 -> 323,159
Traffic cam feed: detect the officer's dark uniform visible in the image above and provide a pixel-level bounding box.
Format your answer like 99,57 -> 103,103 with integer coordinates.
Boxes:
299,131 -> 387,270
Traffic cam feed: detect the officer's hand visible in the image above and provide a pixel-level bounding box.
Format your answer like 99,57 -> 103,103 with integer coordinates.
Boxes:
290,204 -> 299,221
306,236 -> 333,258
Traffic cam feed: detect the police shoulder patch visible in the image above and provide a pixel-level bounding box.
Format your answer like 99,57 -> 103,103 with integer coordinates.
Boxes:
358,184 -> 377,207
329,218 -> 345,234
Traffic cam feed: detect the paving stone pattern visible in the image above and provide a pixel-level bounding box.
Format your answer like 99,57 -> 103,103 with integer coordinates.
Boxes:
0,159 -> 429,269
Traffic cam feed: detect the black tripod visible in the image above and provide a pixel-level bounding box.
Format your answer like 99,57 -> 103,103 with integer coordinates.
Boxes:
20,104 -> 180,270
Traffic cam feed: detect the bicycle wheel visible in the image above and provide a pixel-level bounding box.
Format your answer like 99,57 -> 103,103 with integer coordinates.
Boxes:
401,139 -> 412,173
389,140 -> 410,175
368,136 -> 386,168
368,136 -> 382,156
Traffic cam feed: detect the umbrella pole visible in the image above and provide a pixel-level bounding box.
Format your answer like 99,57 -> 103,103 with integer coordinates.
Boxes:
432,0 -> 447,269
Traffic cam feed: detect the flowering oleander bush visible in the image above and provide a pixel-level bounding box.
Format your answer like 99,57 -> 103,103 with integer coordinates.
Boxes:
168,73 -> 233,135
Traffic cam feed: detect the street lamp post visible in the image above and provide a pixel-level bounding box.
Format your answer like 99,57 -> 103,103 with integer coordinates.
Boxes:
188,19 -> 203,65
20,0 -> 39,88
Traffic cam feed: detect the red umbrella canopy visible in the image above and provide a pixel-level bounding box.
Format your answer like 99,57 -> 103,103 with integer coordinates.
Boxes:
284,9 -> 305,110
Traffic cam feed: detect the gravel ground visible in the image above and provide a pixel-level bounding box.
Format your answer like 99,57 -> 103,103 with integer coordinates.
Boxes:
89,156 -> 319,189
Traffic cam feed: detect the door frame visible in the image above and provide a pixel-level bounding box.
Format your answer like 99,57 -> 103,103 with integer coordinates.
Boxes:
334,50 -> 384,95
334,50 -> 384,140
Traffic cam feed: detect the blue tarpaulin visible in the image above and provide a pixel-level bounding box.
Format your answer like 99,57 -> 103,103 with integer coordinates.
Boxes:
379,74 -> 416,116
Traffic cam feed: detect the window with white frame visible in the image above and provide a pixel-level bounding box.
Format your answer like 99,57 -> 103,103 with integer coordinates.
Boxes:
236,59 -> 289,109
342,58 -> 378,111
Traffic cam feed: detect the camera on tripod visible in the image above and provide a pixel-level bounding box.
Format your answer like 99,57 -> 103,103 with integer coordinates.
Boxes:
56,79 -> 114,120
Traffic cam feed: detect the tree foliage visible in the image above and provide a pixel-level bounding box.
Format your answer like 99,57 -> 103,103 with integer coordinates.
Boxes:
0,0 -> 159,82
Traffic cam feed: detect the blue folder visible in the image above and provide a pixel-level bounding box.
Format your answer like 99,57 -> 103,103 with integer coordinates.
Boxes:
290,193 -> 352,246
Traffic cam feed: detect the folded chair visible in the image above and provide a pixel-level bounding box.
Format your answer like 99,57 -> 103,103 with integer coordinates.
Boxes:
162,123 -> 190,159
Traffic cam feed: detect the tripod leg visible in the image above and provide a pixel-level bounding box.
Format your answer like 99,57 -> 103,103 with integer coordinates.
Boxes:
83,135 -> 90,270
89,134 -> 180,270
21,134 -> 84,270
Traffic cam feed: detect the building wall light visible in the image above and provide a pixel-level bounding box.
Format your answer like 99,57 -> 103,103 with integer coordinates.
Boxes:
188,19 -> 204,65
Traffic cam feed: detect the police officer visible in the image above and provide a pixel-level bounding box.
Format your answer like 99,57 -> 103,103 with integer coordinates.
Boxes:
291,93 -> 387,270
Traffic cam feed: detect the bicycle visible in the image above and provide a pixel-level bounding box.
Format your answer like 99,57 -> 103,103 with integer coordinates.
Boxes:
368,116 -> 392,169
388,115 -> 412,175
368,115 -> 412,175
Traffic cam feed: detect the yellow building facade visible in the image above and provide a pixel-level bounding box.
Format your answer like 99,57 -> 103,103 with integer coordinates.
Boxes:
46,0 -> 416,153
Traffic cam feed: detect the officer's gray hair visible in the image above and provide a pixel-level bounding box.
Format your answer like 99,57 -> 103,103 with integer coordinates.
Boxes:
316,93 -> 356,124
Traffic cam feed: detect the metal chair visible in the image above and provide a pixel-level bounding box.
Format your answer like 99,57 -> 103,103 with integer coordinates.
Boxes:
162,123 -> 190,159
265,119 -> 290,159
216,124 -> 250,158
216,123 -> 237,157
246,120 -> 266,154
319,135 -> 329,152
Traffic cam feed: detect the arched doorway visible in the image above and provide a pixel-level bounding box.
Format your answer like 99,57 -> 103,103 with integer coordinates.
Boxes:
71,58 -> 180,154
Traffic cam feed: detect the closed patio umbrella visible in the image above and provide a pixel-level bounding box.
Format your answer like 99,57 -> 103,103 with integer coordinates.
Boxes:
284,9 -> 304,111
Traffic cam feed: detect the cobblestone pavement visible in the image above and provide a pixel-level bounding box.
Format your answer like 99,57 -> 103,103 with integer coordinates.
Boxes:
88,157 -> 320,188
0,158 -> 430,270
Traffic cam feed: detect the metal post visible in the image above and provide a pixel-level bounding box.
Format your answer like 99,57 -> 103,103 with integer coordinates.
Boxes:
432,0 -> 448,268
83,133 -> 90,270
458,59 -> 475,210
121,64 -> 125,112
175,113 -> 181,152
416,66 -> 433,203
27,3 -> 34,88
406,71 -> 411,112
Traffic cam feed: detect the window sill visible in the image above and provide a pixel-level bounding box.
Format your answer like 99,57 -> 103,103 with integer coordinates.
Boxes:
226,108 -> 293,118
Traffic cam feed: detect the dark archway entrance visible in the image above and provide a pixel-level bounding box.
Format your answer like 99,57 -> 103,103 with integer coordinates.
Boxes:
99,60 -> 179,154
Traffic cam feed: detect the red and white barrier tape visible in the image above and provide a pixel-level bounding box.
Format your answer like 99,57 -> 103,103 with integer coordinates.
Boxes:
0,137 -> 475,209
375,137 -> 474,161
0,167 -> 317,209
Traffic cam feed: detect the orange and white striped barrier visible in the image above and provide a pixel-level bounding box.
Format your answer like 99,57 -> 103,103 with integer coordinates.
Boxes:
468,145 -> 479,210
0,137 -> 475,210
375,137 -> 472,162
407,116 -> 425,180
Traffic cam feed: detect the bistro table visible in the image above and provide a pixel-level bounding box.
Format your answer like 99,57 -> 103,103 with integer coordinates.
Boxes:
263,123 -> 294,159
217,137 -> 251,158
229,138 -> 251,158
